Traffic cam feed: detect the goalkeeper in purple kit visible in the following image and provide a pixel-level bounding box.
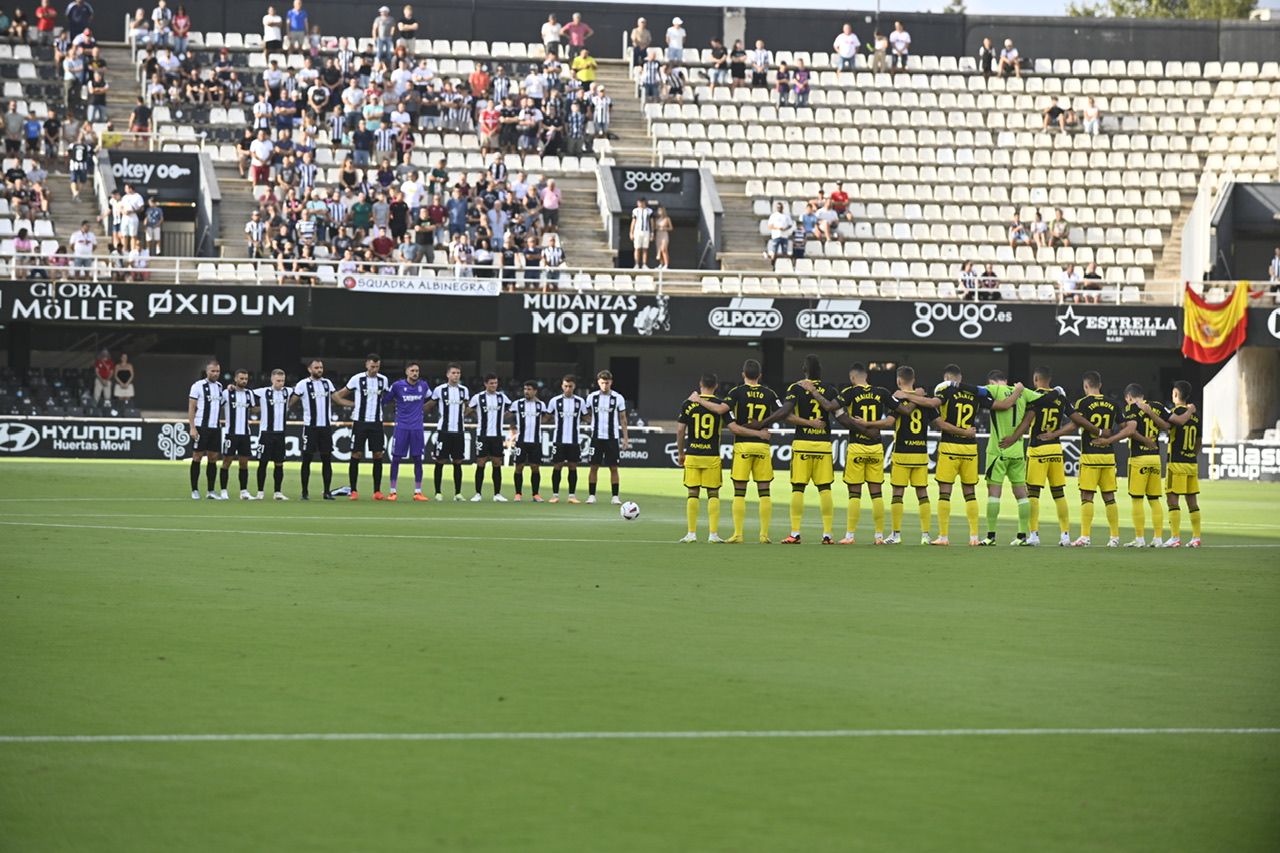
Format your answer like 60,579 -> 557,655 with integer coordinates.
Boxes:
386,362 -> 431,502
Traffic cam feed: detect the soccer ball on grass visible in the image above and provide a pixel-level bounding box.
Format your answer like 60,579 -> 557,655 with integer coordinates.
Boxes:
620,500 -> 640,520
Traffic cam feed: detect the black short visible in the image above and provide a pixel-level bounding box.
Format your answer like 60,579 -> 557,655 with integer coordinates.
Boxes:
265,39 -> 282,51
590,438 -> 620,466
258,432 -> 286,463
552,442 -> 581,464
516,442 -> 542,465
302,425 -> 333,456
194,427 -> 222,453
352,423 -> 386,455
476,436 -> 505,460
435,431 -> 467,462
223,434 -> 252,458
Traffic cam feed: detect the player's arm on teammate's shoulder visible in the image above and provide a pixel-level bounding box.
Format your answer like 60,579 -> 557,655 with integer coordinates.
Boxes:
1136,399 -> 1173,431
1097,418 -> 1137,446
727,420 -> 770,441
933,410 -> 976,439
1166,404 -> 1196,426
686,390 -> 730,415
990,382 -> 1025,411
892,386 -> 940,408
1069,408 -> 1098,434
795,379 -> 840,412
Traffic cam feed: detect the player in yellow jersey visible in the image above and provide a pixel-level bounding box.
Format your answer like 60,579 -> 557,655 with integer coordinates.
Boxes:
1069,370 -> 1123,547
719,359 -> 781,543
1104,383 -> 1167,548
1149,381 -> 1201,548
675,374 -> 728,543
885,365 -> 933,545
832,363 -> 896,545
1009,366 -> 1076,547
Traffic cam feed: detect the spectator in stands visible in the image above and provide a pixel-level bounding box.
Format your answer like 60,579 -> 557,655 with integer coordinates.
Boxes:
11,227 -> 34,279
145,197 -> 163,255
977,37 -> 996,80
541,13 -> 561,55
541,233 -> 564,290
68,133 -> 93,200
1082,97 -> 1101,136
662,63 -> 685,103
22,112 -> 40,155
66,0 -> 91,32
833,23 -> 860,77
1080,264 -> 1103,303
793,59 -> 811,107
729,39 -> 747,88
130,96 -> 152,139
1042,97 -> 1075,133
372,5 -> 396,66
959,261 -> 979,300
87,70 -> 108,122
665,17 -> 686,64
870,31 -> 888,73
640,49 -> 661,100
571,47 -> 597,87
1049,209 -> 1071,247
285,0 -> 307,54
262,5 -> 283,55
766,201 -> 793,263
979,263 -> 1000,300
62,45 -> 84,106
128,8 -> 151,46
889,21 -> 910,76
629,17 -> 650,68
749,39 -> 771,88
34,0 -> 56,45
815,198 -> 838,241
1008,217 -> 1029,249
1060,263 -> 1081,302
152,0 -> 172,49
8,8 -> 28,43
3,102 -> 20,155
590,85 -> 611,141
0,11 -> 10,41
630,196 -> 653,268
93,349 -> 113,404
1031,210 -> 1048,249
120,183 -> 145,253
539,178 -> 560,233
829,181 -> 852,222
113,355 -> 136,404
999,39 -> 1022,79
1270,248 -> 1280,284
397,5 -> 418,53
708,37 -> 729,90
654,205 -> 672,269
774,61 -> 791,106
562,12 -> 593,50
249,128 -> 274,185
171,5 -> 189,55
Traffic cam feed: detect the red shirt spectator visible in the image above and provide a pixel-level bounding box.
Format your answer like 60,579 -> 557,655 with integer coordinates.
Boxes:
35,0 -> 57,32
95,352 -> 114,381
479,105 -> 500,135
829,183 -> 849,216
561,14 -> 594,48
371,230 -> 395,258
469,67 -> 491,97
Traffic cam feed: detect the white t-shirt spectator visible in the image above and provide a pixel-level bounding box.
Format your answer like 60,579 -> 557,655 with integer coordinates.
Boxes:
889,29 -> 911,56
401,177 -> 422,208
71,229 -> 97,257
833,32 -> 860,58
121,191 -> 145,221
665,25 -> 686,50
816,207 -> 838,227
1060,268 -> 1081,295
262,12 -> 283,42
541,21 -> 561,44
1000,46 -> 1019,65
249,137 -> 275,166
768,210 -> 794,238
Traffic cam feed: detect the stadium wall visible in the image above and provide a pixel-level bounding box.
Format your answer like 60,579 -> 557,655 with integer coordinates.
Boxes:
84,1 -> 1280,64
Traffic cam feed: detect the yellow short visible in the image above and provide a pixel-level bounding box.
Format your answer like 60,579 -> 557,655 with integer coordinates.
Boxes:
790,440 -> 834,486
730,442 -> 774,482
843,444 -> 885,486
935,448 -> 979,486
890,452 -> 929,488
1078,463 -> 1118,494
1127,456 -> 1163,498
1026,452 -> 1067,489
1165,462 -> 1200,496
683,454 -> 723,489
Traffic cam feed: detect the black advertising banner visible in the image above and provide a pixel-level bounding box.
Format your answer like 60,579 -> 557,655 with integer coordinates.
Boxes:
308,287 -> 500,332
1247,304 -> 1280,347
0,281 -> 308,326
106,150 -> 201,201
612,166 -> 701,211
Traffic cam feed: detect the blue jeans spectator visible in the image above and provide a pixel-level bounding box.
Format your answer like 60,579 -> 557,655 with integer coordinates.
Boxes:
353,149 -> 370,166
376,38 -> 394,66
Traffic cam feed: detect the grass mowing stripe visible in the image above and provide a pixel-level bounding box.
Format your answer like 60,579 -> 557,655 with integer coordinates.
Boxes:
4,727 -> 1280,744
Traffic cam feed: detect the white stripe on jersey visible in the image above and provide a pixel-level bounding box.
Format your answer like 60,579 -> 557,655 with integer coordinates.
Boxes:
548,394 -> 586,444
345,373 -> 391,423
255,387 -> 290,435
293,378 -> 336,427
469,390 -> 512,439
509,398 -> 545,444
223,386 -> 257,437
189,379 -> 222,429
432,383 -> 470,434
586,389 -> 626,441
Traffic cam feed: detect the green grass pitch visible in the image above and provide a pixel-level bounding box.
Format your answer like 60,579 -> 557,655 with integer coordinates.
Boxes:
1,460 -> 1278,852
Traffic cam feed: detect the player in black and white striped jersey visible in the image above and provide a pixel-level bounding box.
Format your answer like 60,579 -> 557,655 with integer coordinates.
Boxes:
546,374 -> 588,503
187,359 -> 225,500
427,363 -> 470,501
290,358 -> 338,500
584,370 -> 631,505
508,380 -> 547,502
255,369 -> 291,500
333,353 -> 390,501
218,369 -> 258,500
467,373 -> 513,502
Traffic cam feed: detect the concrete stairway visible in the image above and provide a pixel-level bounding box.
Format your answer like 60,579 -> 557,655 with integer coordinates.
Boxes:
99,44 -> 141,131
1154,193 -> 1195,283
592,59 -> 652,167
712,177 -> 773,272
553,174 -> 614,269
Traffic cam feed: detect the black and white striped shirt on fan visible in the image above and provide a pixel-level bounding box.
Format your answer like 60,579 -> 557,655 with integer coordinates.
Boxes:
255,386 -> 291,435
293,377 -> 337,427
509,397 -> 546,444
189,378 -> 223,429
223,387 -> 257,437
345,373 -> 391,423
432,383 -> 470,433
548,394 -> 587,444
632,206 -> 653,234
469,390 -> 513,439
586,389 -> 626,440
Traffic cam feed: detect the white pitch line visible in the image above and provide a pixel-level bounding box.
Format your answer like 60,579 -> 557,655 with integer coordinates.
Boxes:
1,727 -> 1278,745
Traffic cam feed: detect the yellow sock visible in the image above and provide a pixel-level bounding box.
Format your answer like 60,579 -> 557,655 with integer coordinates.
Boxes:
918,499 -> 931,535
686,497 -> 698,535
732,496 -> 746,538
1028,496 -> 1040,533
937,498 -> 951,538
1081,501 -> 1095,537
1190,509 -> 1201,539
759,495 -> 773,538
965,497 -> 980,538
818,489 -> 833,538
1055,496 -> 1070,534
891,500 -> 904,533
846,495 -> 861,537
871,496 -> 886,536
789,490 -> 804,534
1149,499 -> 1163,541
1105,501 -> 1120,538
1169,507 -> 1181,539
1131,497 -> 1146,540
708,496 -> 721,536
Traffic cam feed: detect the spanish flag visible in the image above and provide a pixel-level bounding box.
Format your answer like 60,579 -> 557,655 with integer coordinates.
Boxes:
1182,282 -> 1250,364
